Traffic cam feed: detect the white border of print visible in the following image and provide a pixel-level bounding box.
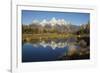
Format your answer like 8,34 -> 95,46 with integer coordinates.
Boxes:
11,3 -> 97,73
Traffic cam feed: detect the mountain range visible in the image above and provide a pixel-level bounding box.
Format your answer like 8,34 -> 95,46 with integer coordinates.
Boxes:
23,17 -> 87,33
31,17 -> 71,26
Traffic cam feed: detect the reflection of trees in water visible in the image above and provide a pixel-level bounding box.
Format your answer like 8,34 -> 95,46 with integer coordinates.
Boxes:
58,36 -> 90,60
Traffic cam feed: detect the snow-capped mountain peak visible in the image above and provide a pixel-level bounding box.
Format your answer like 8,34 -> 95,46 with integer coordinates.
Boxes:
49,17 -> 57,26
32,17 -> 69,27
32,19 -> 39,23
41,19 -> 47,24
40,19 -> 48,26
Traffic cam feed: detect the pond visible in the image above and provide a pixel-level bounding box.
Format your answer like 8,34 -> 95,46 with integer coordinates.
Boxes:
22,38 -> 78,62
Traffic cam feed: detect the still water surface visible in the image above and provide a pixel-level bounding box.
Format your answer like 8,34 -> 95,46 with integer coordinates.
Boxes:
22,38 -> 77,62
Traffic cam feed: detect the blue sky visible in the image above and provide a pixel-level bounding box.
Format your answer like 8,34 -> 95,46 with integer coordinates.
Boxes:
22,10 -> 90,26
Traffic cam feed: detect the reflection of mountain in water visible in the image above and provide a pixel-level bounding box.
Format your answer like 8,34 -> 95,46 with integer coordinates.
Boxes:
22,37 -> 90,62
32,41 -> 68,50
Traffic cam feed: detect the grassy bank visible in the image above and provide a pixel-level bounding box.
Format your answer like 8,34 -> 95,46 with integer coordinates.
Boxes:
22,33 -> 89,43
